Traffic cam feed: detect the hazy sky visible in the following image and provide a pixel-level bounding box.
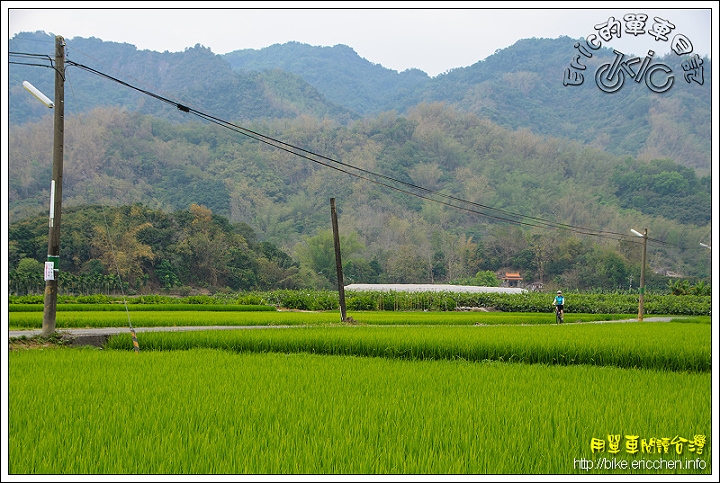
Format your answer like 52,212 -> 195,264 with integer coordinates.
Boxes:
4,2 -> 716,77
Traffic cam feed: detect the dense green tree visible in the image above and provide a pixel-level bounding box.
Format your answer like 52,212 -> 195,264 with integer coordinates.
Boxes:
611,158 -> 711,225
294,230 -> 364,287
386,244 -> 428,283
9,258 -> 45,295
451,270 -> 500,287
155,259 -> 180,289
343,258 -> 382,284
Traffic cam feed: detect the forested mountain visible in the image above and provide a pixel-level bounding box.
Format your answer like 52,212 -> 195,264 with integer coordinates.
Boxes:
9,32 -> 712,174
223,41 -> 431,115
8,105 -> 712,290
8,33 -> 358,127
7,31 -> 712,291
225,37 -> 711,174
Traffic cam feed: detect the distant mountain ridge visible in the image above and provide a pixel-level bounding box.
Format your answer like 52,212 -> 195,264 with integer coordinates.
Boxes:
223,41 -> 431,115
225,37 -> 711,173
9,32 -> 357,126
9,31 -> 711,174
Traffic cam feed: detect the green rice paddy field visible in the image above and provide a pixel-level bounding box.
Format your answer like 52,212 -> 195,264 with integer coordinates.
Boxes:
8,310 -> 713,475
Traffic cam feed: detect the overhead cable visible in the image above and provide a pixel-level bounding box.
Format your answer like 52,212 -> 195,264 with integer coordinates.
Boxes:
10,51 -> 687,249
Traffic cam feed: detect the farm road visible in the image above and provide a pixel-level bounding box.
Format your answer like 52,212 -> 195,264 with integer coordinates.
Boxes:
8,325 -> 293,347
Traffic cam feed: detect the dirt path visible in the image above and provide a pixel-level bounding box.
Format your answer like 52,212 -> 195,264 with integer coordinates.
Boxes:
571,317 -> 676,324
8,325 -> 293,349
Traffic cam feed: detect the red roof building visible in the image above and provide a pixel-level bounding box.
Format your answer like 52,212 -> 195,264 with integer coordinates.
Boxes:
501,272 -> 523,288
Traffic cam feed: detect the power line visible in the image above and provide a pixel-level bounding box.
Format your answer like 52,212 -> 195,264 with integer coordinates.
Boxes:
9,51 -> 66,79
64,58 -> 641,241
9,51 -> 691,250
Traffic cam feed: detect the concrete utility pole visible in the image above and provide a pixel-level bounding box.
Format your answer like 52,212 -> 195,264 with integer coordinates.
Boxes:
330,198 -> 347,323
42,35 -> 66,337
638,228 -> 647,322
631,228 -> 648,322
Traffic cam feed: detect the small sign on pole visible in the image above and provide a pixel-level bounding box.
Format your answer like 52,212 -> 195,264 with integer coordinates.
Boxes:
44,262 -> 55,281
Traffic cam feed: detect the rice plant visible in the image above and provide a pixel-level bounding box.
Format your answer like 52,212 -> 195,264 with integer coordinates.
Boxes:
8,308 -> 683,330
9,349 -> 710,474
105,323 -> 710,373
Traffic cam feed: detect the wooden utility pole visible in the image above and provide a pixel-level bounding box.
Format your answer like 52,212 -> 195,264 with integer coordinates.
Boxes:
330,198 -> 347,323
42,35 -> 65,337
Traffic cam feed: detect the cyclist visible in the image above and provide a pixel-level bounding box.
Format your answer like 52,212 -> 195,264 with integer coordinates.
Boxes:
553,290 -> 565,323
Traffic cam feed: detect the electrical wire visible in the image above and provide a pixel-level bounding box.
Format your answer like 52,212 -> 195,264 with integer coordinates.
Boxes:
9,50 -> 691,249
9,51 -> 65,80
64,58 -> 651,244
6,52 -> 637,239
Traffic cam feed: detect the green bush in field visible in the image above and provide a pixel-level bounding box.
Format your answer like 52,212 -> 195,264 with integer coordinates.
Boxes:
269,290 -> 711,315
8,290 -> 711,316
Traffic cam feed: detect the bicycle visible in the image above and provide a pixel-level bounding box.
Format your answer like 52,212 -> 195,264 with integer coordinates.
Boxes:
554,305 -> 564,324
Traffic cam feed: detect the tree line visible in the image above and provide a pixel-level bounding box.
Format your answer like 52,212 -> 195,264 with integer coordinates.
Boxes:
8,201 -> 710,297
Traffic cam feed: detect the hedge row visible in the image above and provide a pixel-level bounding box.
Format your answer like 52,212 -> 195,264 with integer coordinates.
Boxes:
9,290 -> 711,316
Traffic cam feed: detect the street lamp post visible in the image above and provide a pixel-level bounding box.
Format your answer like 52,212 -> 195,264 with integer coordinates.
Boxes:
631,228 -> 648,322
23,35 -> 65,336
42,35 -> 66,336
